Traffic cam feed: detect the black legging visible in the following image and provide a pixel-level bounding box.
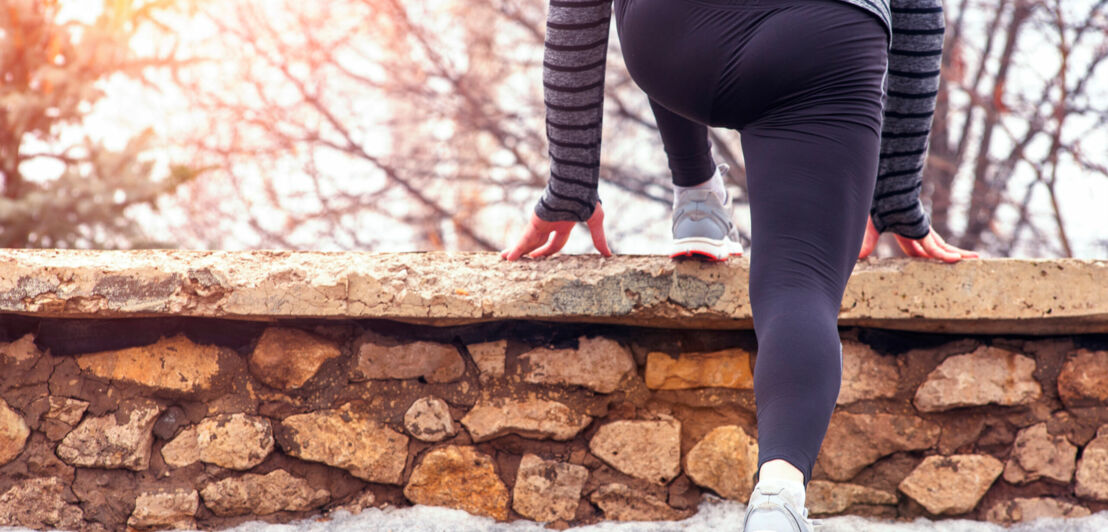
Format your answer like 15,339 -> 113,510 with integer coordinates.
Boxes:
614,0 -> 888,482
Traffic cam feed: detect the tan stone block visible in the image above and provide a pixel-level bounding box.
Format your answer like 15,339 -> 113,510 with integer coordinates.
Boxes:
1058,349 -> 1108,407
1076,425 -> 1108,500
0,399 -> 29,466
837,339 -> 898,404
899,455 -> 1003,515
44,396 -> 88,426
461,398 -> 591,443
332,491 -> 377,515
817,412 -> 940,481
41,396 -> 88,441
404,396 -> 456,443
986,497 -> 1091,525
0,477 -> 84,529
589,483 -> 691,521
404,445 -> 509,521
0,334 -> 41,367
75,334 -> 225,394
520,336 -> 635,394
279,404 -> 409,484
590,418 -> 681,485
512,454 -> 588,522
56,400 -> 162,471
249,327 -> 342,390
684,425 -> 758,502
162,413 -> 274,470
352,335 -> 465,383
914,345 -> 1041,412
806,480 -> 897,515
1003,423 -> 1076,484
645,349 -> 753,390
128,489 -> 199,529
467,340 -> 507,379
200,470 -> 329,517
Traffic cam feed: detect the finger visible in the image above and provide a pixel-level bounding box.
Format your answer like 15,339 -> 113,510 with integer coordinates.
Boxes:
933,238 -> 980,260
587,206 -> 613,257
894,237 -> 912,257
920,235 -> 962,263
916,232 -> 961,262
897,237 -> 927,258
589,223 -> 612,257
504,230 -> 548,262
858,219 -> 879,259
907,240 -> 929,258
931,231 -> 981,259
948,245 -> 980,259
858,239 -> 874,260
937,239 -> 981,259
529,229 -> 572,258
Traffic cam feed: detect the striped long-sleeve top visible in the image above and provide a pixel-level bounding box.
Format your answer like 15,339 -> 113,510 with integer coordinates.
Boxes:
535,0 -> 944,240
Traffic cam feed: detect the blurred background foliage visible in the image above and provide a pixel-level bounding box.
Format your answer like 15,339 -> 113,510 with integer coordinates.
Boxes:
1,0 -> 1106,257
1,0 -> 198,248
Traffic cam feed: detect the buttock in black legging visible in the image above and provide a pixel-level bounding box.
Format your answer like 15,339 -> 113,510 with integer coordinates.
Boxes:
613,0 -> 888,482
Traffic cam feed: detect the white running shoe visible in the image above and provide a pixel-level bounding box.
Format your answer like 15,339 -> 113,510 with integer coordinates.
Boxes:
743,479 -> 815,532
671,164 -> 744,261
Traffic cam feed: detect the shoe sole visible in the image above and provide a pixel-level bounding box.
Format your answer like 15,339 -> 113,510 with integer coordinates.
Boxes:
670,237 -> 743,262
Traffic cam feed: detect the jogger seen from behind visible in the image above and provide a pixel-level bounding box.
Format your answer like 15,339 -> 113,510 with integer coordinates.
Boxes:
504,0 -> 978,530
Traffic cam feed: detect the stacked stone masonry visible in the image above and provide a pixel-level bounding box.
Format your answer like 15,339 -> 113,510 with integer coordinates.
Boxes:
1,253 -> 1108,530
3,319 -> 1108,530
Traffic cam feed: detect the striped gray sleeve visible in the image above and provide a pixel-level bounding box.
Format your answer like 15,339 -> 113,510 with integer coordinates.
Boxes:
872,0 -> 944,240
534,0 -> 612,222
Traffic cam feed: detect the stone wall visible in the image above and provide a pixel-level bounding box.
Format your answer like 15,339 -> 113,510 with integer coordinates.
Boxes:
1,252 -> 1107,531
2,317 -> 1108,530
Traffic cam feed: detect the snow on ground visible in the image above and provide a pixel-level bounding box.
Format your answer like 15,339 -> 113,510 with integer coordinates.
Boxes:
222,503 -> 1106,532
5,498 -> 1107,532
132,500 -> 1108,532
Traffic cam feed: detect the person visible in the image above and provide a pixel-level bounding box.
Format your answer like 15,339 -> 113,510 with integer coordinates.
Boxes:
503,0 -> 978,530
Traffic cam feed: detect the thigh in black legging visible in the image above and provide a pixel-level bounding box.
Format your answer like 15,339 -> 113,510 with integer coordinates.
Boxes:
613,0 -> 761,186
736,3 -> 888,482
613,0 -> 727,125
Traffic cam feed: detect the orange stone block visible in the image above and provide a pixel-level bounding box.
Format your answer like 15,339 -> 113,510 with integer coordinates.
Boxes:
645,349 -> 754,390
75,334 -> 223,394
404,445 -> 510,521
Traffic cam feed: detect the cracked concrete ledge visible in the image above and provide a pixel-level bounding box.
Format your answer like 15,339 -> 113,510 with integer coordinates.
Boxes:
0,250 -> 1105,334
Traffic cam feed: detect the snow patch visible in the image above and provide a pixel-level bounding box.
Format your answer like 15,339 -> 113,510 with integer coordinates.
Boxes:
5,498 -> 1108,531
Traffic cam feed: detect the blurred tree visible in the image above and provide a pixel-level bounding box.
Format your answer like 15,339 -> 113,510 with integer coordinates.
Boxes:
169,0 -> 685,251
0,0 -> 193,248
160,0 -> 1108,256
930,0 -> 1108,257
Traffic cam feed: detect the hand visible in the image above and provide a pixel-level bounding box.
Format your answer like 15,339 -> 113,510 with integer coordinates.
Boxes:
501,202 -> 612,261
858,216 -> 979,263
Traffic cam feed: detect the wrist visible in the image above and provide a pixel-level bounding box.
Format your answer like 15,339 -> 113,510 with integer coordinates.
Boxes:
534,189 -> 599,223
871,207 -> 931,240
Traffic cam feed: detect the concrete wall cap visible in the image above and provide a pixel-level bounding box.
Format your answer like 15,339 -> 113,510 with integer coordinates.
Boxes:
1,250 -> 1105,335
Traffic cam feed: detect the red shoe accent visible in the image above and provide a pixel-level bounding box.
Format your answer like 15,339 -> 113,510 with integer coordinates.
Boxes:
670,250 -> 728,262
